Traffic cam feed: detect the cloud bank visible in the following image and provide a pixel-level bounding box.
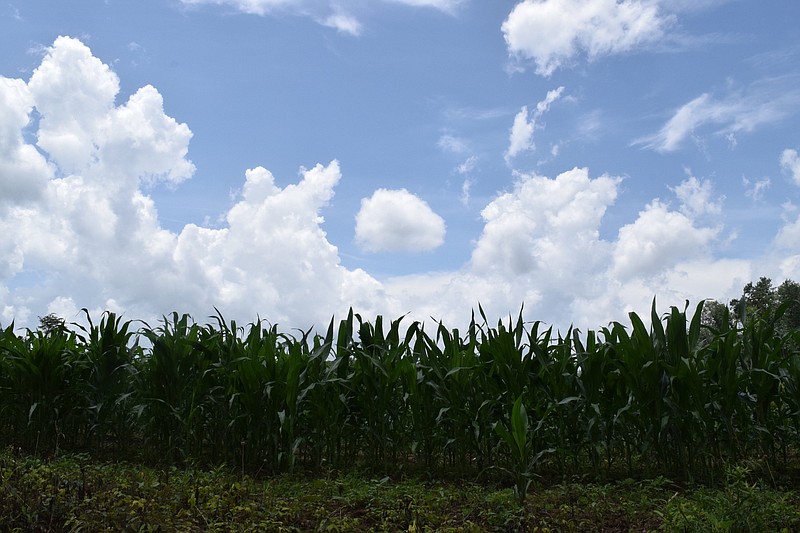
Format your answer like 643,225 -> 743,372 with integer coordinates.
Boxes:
2,36 -> 798,334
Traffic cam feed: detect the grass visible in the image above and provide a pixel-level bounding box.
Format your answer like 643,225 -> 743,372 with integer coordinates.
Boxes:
3,448 -> 800,532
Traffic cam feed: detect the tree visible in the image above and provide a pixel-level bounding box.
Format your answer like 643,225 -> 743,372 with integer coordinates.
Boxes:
727,277 -> 800,337
38,313 -> 66,335
776,279 -> 800,329
700,299 -> 731,331
730,276 -> 777,324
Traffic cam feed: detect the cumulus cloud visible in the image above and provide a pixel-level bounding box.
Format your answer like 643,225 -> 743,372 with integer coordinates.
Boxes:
355,189 -> 446,253
0,36 -> 390,329
471,168 -> 618,283
387,169 -> 742,332
502,0 -> 672,76
671,175 -> 723,218
0,78 -> 51,203
504,86 -> 564,163
612,200 -> 720,280
2,35 -> 794,338
782,148 -> 800,186
638,83 -> 800,152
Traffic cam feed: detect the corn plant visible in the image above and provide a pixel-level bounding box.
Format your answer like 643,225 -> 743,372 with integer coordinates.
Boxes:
0,299 -> 798,482
493,394 -> 553,504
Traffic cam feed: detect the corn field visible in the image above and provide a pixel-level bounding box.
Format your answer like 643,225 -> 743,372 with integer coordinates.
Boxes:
1,301 -> 799,484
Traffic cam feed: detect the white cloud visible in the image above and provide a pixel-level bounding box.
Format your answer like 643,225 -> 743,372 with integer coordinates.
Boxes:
0,36 -> 389,330
638,84 -> 800,152
385,0 -> 464,13
612,199 -> 719,280
781,148 -> 800,186
456,155 -> 477,174
3,35 -> 797,340
0,78 -> 51,203
505,86 -> 564,163
460,178 -> 472,206
776,224 -> 800,257
743,176 -> 770,201
355,188 -> 446,253
505,106 -> 534,162
180,0 -> 294,16
471,167 -> 619,279
389,168 -> 744,332
322,10 -> 362,35
672,175 -> 723,218
502,0 -> 672,76
179,0 -> 461,33
438,133 -> 468,154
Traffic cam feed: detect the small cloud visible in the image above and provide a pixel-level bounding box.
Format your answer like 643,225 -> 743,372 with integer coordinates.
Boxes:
504,106 -> 534,163
743,176 -> 770,201
438,133 -> 468,154
505,87 -> 564,164
456,155 -> 477,174
355,189 -> 446,253
322,11 -> 362,36
460,178 -> 472,206
781,148 -> 800,186
671,174 -> 723,218
386,0 -> 464,14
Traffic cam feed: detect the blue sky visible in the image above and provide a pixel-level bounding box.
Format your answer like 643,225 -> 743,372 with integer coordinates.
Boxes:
1,0 -> 799,331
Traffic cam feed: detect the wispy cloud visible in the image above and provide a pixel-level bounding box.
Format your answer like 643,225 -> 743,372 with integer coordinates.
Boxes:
636,79 -> 800,152
438,133 -> 468,154
179,0 -> 462,34
385,0 -> 465,14
743,176 -> 771,201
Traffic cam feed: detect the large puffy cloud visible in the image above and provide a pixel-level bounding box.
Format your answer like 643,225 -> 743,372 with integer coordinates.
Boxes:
612,200 -> 720,280
502,0 -> 671,76
0,78 -> 51,203
471,167 -> 619,278
387,169 -> 743,331
0,35 -> 792,336
355,189 -> 446,253
0,36 -> 388,329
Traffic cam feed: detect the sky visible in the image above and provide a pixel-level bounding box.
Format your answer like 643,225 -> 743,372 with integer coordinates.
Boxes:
1,0 -> 799,333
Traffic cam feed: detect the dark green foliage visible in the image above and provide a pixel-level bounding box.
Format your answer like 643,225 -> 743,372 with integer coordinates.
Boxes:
0,294 -> 799,498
